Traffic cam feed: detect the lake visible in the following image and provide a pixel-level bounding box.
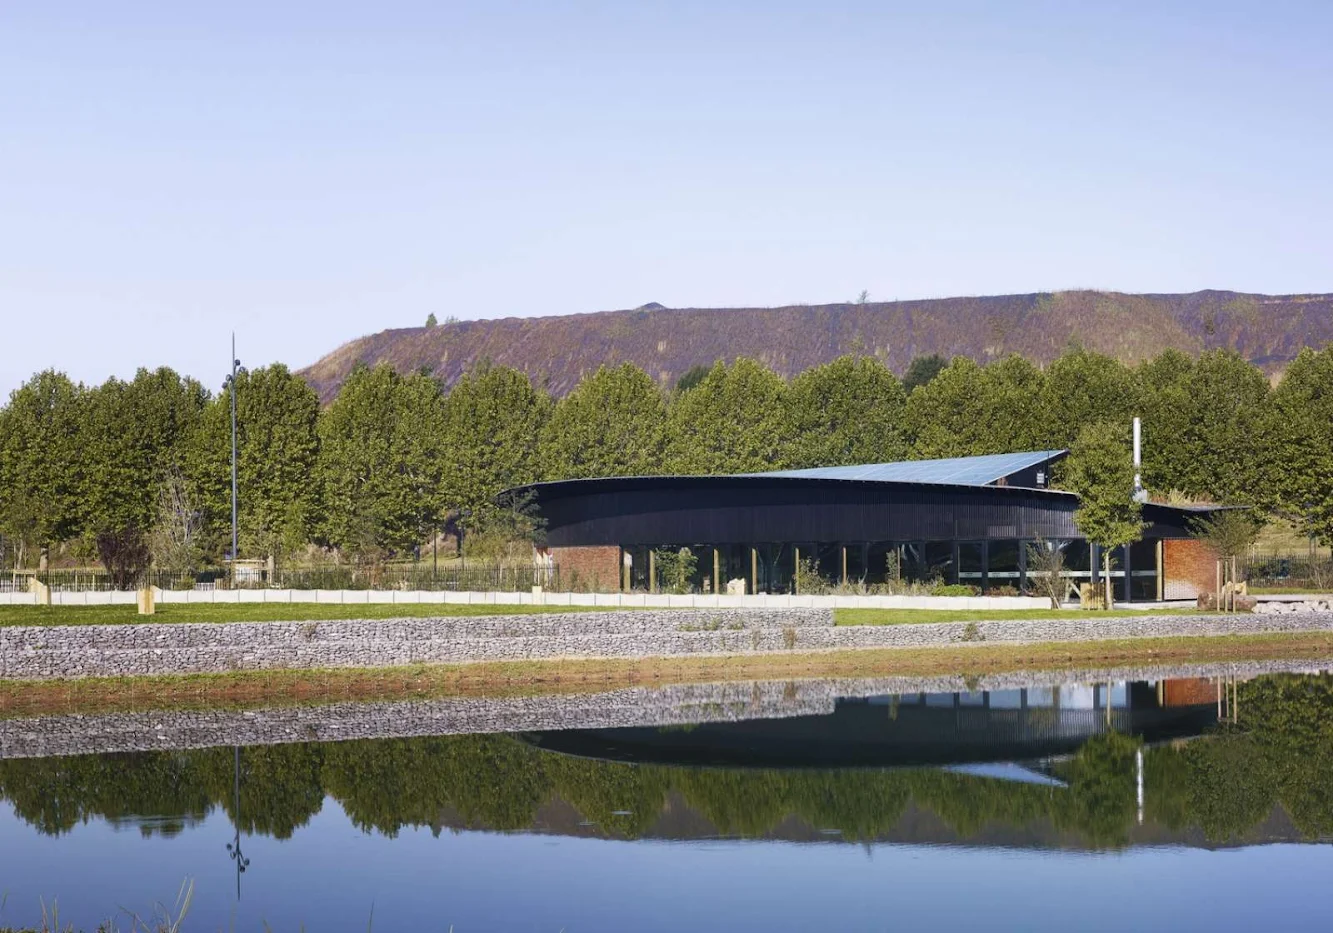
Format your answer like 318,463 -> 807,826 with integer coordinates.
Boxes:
2,664 -> 1333,931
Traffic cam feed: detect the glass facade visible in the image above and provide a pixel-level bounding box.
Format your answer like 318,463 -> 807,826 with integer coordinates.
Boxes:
623,537 -> 1161,601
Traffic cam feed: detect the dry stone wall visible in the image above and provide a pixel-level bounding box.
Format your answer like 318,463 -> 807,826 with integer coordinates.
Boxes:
3,608 -> 1333,681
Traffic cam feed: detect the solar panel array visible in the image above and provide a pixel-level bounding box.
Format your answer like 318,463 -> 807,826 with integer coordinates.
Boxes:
750,450 -> 1067,487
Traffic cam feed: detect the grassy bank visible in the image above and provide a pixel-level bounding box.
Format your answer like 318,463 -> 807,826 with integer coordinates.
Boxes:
833,607 -> 1207,625
3,630 -> 1332,718
0,601 -> 619,627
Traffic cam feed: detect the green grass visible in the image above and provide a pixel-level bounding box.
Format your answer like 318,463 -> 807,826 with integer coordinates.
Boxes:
0,601 -> 618,627
834,607 -> 1214,626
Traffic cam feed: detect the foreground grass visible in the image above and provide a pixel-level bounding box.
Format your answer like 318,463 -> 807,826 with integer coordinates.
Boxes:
0,601 -> 618,627
3,630 -> 1332,719
834,607 -> 1209,626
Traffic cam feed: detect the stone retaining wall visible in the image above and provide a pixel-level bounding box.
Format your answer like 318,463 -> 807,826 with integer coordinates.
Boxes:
4,657 -> 1329,760
3,608 -> 1333,681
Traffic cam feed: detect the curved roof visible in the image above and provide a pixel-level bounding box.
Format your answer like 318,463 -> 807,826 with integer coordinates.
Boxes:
746,450 -> 1066,487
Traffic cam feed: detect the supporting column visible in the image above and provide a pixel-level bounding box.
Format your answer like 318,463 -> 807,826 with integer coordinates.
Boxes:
841,546 -> 848,586
793,546 -> 800,595
751,547 -> 758,596
1156,539 -> 1164,601
1124,542 -> 1133,604
622,548 -> 630,593
713,548 -> 720,594
648,549 -> 656,594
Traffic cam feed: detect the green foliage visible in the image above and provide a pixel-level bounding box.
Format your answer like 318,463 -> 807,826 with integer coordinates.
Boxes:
318,364 -> 447,557
1191,509 -> 1261,560
674,364 -> 712,393
793,556 -> 829,595
901,354 -> 946,393
1038,349 -> 1138,449
664,359 -> 790,473
653,546 -> 697,593
1062,421 -> 1145,551
904,356 -> 1047,457
440,363 -> 552,533
785,355 -> 908,468
538,363 -> 666,480
425,312 -> 438,328
78,369 -> 208,576
1268,346 -> 1333,545
187,364 -> 321,562
0,371 -> 85,563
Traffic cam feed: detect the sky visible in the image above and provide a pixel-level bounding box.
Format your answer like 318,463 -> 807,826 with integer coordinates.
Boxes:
2,1 -> 1331,398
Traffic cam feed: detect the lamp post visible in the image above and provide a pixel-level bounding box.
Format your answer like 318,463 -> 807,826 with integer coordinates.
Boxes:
225,745 -> 250,900
224,336 -> 241,574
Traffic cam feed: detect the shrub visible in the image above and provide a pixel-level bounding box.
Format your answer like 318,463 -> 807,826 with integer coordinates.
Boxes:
930,582 -> 979,597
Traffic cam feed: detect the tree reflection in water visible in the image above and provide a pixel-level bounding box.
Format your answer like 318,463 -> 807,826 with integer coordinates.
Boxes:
2,673 -> 1332,850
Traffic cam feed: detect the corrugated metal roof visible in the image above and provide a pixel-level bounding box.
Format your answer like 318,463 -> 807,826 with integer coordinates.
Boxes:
747,450 -> 1066,487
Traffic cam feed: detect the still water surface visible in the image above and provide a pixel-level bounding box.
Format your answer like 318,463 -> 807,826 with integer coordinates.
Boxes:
2,670 -> 1333,931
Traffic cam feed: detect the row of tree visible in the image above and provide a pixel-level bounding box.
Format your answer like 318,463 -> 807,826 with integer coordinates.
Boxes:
1,344 -> 1331,574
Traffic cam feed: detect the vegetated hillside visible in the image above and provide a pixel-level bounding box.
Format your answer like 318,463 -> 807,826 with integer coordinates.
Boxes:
299,289 -> 1333,401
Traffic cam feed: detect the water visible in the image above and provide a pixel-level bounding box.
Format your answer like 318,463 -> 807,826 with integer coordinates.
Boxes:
2,667 -> 1333,931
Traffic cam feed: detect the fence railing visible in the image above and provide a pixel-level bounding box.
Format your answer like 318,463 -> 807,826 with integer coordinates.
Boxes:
1242,555 -> 1333,591
10,566 -> 561,594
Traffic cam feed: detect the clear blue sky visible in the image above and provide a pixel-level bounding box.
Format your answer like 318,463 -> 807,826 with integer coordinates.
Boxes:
2,2 -> 1330,397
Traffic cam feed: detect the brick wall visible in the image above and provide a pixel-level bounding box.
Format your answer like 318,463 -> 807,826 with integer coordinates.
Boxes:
1161,677 -> 1218,707
548,546 -> 622,592
1163,538 -> 1219,600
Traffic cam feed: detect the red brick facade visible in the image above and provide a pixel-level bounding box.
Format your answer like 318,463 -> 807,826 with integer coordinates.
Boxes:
547,545 -> 622,592
1163,538 -> 1219,600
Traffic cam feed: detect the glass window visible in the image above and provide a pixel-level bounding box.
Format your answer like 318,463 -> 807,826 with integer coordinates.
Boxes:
957,542 -> 983,585
987,539 -> 1021,591
920,542 -> 952,584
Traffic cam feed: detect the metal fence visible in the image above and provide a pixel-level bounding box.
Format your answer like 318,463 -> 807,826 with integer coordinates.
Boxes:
1242,555 -> 1333,591
9,565 -> 562,593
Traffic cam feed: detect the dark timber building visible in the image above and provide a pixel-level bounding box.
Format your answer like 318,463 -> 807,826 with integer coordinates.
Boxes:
518,450 -> 1218,601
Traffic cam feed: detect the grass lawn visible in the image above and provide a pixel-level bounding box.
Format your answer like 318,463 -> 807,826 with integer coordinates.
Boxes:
834,607 -> 1213,626
0,602 -> 615,627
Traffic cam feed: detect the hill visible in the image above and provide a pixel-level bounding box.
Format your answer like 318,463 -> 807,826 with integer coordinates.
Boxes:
298,289 -> 1333,401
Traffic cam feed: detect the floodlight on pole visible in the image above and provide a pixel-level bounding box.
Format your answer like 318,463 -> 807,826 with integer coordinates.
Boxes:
228,335 -> 241,566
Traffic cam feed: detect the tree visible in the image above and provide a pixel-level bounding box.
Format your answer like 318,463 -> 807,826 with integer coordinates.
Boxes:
674,365 -> 712,394
440,363 -> 551,535
904,356 -> 1046,458
1025,535 -> 1068,609
148,467 -> 204,575
1268,346 -> 1333,545
653,547 -> 697,594
1191,509 -> 1261,561
0,371 -> 85,570
187,364 -> 321,563
1062,422 -> 1145,607
537,364 -> 667,480
902,354 -> 946,394
319,365 -> 447,558
1134,350 -> 1196,496
664,358 -> 790,474
1181,350 -> 1272,504
785,355 -> 908,468
425,313 -> 438,328
1037,348 -> 1139,450
79,368 -> 208,579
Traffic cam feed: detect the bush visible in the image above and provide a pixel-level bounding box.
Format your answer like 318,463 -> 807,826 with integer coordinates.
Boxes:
930,582 -> 979,597
987,584 -> 1020,597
